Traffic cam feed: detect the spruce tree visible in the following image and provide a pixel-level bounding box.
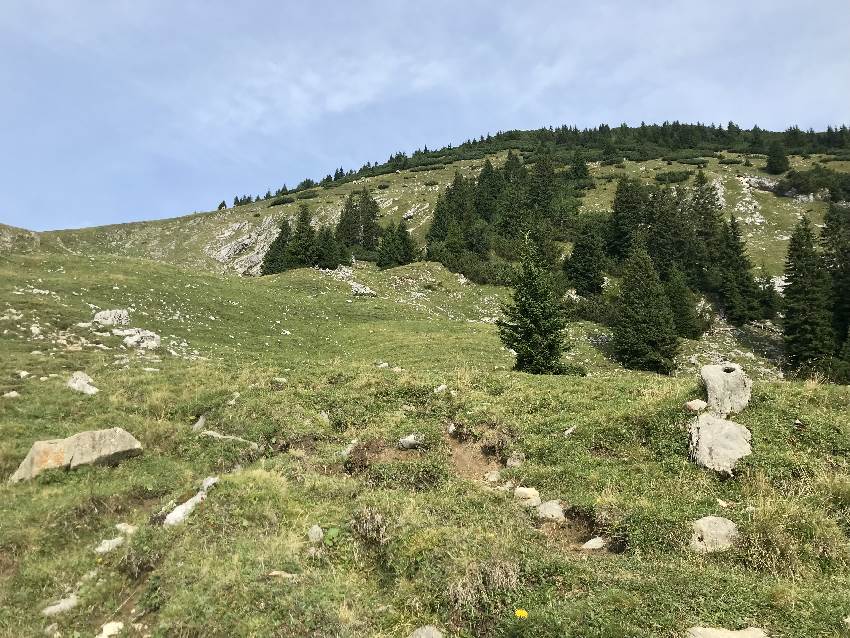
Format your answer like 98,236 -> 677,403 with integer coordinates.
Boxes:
497,238 -> 569,374
664,266 -> 704,339
335,192 -> 361,247
528,150 -> 555,216
377,223 -> 401,269
217,200 -> 227,211
395,220 -> 416,265
284,204 -> 316,268
607,178 -> 650,260
570,149 -> 590,180
822,203 -> 850,351
612,246 -> 678,374
474,159 -> 503,222
314,226 -> 345,270
782,216 -> 835,373
358,189 -> 380,251
718,216 -> 760,325
564,222 -> 605,296
765,140 -> 790,174
689,170 -> 725,291
260,218 -> 291,275
503,150 -> 526,184
755,270 -> 781,320
495,180 -> 529,238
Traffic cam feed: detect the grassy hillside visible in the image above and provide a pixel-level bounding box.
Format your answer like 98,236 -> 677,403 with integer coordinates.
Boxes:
29,152 -> 846,278
2,250 -> 849,637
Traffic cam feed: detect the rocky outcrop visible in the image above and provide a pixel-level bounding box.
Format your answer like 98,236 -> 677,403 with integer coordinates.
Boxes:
9,428 -> 142,483
163,476 -> 219,526
93,309 -> 130,326
67,371 -> 99,395
113,328 -> 161,350
689,414 -> 752,476
690,516 -> 738,553
700,363 -> 752,416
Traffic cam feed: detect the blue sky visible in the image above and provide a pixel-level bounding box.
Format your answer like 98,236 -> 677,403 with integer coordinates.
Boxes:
1,1 -> 848,231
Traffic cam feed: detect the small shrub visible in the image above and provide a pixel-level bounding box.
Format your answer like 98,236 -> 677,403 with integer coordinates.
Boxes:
377,183 -> 390,190
654,170 -> 692,184
719,157 -> 743,165
268,196 -> 294,206
425,180 -> 439,187
296,190 -> 319,200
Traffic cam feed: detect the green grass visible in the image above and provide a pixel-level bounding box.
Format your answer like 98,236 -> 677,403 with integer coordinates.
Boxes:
2,249 -> 850,637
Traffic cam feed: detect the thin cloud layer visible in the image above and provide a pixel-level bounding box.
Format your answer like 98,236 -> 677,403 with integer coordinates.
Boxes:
1,0 -> 848,230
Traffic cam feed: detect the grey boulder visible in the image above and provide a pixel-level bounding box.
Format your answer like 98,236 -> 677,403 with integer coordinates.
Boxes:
689,413 -> 752,476
9,427 -> 142,483
700,362 -> 752,416
690,516 -> 738,553
408,626 -> 443,638
686,629 -> 767,638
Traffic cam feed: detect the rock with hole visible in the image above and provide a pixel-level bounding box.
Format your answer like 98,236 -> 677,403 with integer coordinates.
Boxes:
700,362 -> 752,416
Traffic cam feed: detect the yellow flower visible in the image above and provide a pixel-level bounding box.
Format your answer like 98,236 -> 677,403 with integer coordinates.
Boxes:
514,608 -> 529,620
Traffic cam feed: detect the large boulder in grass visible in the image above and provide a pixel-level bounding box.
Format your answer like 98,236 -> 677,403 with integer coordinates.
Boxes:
689,516 -> 739,553
689,413 -> 752,476
93,309 -> 130,326
700,362 -> 752,416
9,428 -> 142,483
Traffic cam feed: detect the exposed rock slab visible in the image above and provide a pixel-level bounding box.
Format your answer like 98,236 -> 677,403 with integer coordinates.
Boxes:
686,629 -> 768,638
408,626 -> 443,638
41,593 -> 79,617
689,413 -> 752,476
113,328 -> 161,350
700,362 -> 752,416
163,476 -> 219,526
690,516 -> 738,553
9,428 -> 142,483
67,371 -> 99,395
93,309 -> 130,326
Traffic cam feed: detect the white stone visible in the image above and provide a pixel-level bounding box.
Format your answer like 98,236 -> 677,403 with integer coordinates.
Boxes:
41,593 -> 79,617
95,621 -> 124,638
484,470 -> 501,483
433,384 -> 447,394
684,399 -> 708,413
113,328 -> 160,350
398,433 -> 425,450
307,524 -> 324,543
95,536 -> 125,554
700,362 -> 752,416
93,309 -> 130,326
689,413 -> 752,476
537,500 -> 565,521
200,429 -> 259,450
3,391 -> 19,398
163,477 -> 218,526
506,451 -> 525,468
67,371 -> 99,395
582,537 -> 606,550
686,628 -> 768,638
514,486 -> 541,507
690,516 -> 738,554
408,626 -> 443,638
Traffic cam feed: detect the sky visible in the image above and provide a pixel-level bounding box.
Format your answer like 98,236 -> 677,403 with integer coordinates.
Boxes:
1,1 -> 848,231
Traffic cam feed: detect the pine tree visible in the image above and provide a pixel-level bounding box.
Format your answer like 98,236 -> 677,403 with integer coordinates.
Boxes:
284,204 -> 316,268
427,192 -> 452,244
377,222 -> 401,269
217,200 -> 227,211
497,238 -> 569,374
528,150 -> 555,216
335,192 -> 361,247
474,159 -> 503,222
822,203 -> 850,351
358,189 -> 380,251
755,270 -> 781,319
718,216 -> 760,325
570,149 -> 590,180
612,246 -> 678,374
608,178 -> 650,260
664,266 -> 704,339
260,218 -> 291,275
689,170 -> 725,291
765,140 -> 790,174
395,220 -> 416,265
495,180 -> 529,237
564,222 -> 605,296
783,216 -> 835,373
314,226 -> 345,270
503,150 -> 526,184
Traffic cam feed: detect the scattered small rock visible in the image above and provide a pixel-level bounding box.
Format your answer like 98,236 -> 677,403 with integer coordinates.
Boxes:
689,413 -> 752,476
690,516 -> 738,554
200,429 -> 259,450
66,371 -> 99,395
41,593 -> 79,617
191,414 -> 206,432
700,362 -> 752,416
563,425 -> 577,437
10,428 -> 143,483
93,309 -> 130,326
3,391 -> 19,398
408,626 -> 443,638
484,469 -> 501,483
506,451 -> 525,468
163,477 -> 219,526
685,628 -> 768,638
537,500 -> 565,522
684,399 -> 708,413
113,328 -> 160,350
433,384 -> 447,394
307,524 -> 324,543
514,486 -> 541,507
582,537 -> 606,550
398,433 -> 425,450
95,621 -> 124,638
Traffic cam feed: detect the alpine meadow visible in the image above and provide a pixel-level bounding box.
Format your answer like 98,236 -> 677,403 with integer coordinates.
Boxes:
2,3 -> 850,638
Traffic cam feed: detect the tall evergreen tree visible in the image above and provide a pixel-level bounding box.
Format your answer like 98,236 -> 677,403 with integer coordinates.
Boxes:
314,226 -> 345,269
503,150 -> 526,184
497,238 -> 569,374
664,266 -> 704,339
570,149 -> 590,180
612,246 -> 678,374
217,200 -> 227,211
377,222 -> 401,269
765,140 -> 790,174
755,270 -> 781,320
260,218 -> 291,275
336,192 -> 361,247
474,159 -> 503,222
783,216 -> 835,373
528,150 -> 555,216
284,205 -> 316,268
718,215 -> 760,325
565,222 -> 605,296
358,189 -> 381,251
395,220 -> 416,265
689,170 -> 725,290
608,178 -> 650,260
822,203 -> 850,351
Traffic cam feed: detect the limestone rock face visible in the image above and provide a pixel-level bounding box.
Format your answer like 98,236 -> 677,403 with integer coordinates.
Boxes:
689,413 -> 752,476
93,309 -> 130,326
113,328 -> 161,350
9,428 -> 142,483
690,516 -> 738,553
686,628 -> 768,638
700,362 -> 752,416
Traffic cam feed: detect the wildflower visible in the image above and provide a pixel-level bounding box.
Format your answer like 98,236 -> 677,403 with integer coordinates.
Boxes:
514,608 -> 528,620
